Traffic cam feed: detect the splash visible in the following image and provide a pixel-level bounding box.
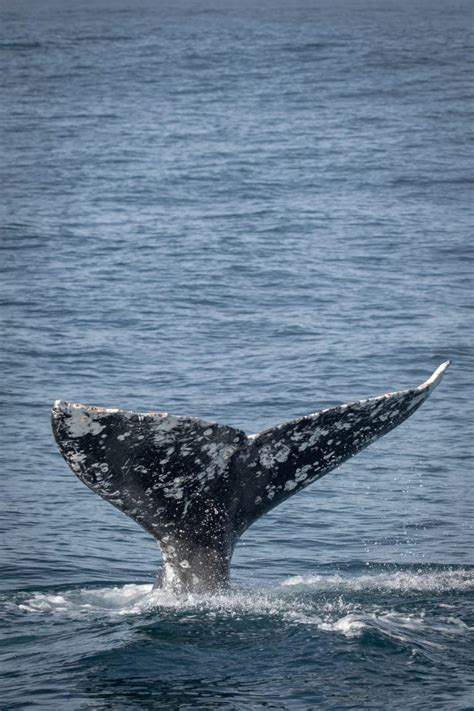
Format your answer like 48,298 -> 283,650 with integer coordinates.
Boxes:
14,583 -> 310,620
281,567 -> 474,593
7,565 -> 471,651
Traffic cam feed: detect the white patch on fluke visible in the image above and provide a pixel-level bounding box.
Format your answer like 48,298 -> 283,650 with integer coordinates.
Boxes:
65,409 -> 105,438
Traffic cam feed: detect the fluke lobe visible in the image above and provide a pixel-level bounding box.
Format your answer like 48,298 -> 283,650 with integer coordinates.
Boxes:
52,361 -> 449,593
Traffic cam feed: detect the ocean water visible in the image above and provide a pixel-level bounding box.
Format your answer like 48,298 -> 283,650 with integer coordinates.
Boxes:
1,0 -> 473,708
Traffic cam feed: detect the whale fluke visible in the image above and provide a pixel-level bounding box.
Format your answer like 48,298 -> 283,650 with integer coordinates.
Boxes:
51,361 -> 450,593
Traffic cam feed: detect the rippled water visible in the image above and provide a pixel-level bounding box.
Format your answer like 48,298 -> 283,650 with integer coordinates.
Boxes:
1,0 -> 473,708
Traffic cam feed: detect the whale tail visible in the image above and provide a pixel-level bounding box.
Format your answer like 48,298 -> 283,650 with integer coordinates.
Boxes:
51,361 -> 450,592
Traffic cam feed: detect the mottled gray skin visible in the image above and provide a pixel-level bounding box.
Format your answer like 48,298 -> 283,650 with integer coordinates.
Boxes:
51,362 -> 449,594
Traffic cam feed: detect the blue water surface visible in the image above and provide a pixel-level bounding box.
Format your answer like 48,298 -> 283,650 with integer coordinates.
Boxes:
1,0 -> 473,708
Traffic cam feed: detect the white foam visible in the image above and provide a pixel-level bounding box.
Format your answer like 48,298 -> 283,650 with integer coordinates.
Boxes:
281,568 -> 474,593
15,567 -> 473,620
15,584 -> 310,620
319,614 -> 368,638
318,609 -> 471,641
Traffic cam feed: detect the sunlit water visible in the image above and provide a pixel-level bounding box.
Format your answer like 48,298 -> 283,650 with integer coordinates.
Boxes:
1,0 -> 473,708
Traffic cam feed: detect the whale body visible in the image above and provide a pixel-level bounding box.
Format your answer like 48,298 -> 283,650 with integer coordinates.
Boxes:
51,361 -> 449,593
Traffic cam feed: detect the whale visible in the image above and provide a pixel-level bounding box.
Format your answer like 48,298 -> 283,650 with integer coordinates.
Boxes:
51,361 -> 449,593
